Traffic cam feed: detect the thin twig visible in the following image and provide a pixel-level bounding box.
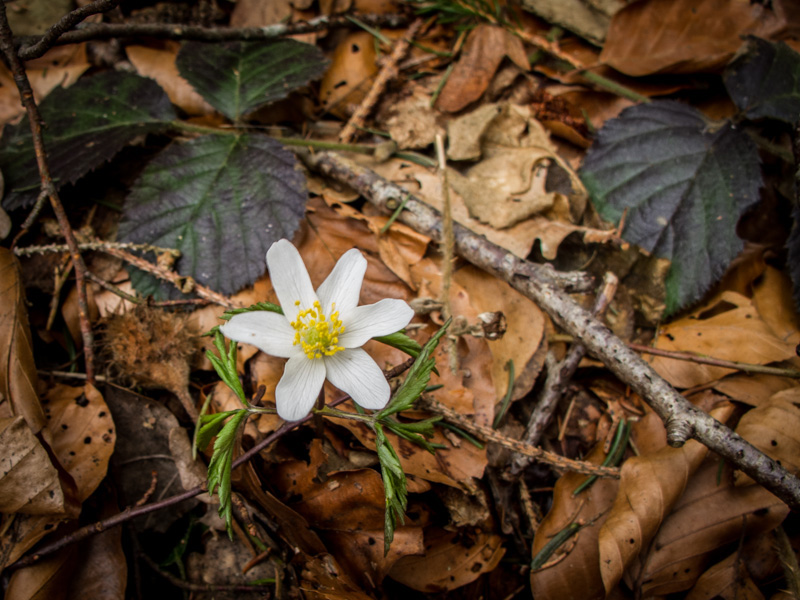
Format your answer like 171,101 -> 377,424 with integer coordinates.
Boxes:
0,3 -> 96,384
419,397 -> 619,478
9,394 -> 350,571
301,150 -> 800,510
628,343 -> 800,379
339,18 -> 424,143
510,272 -> 618,477
16,13 -> 411,60
13,239 -> 180,257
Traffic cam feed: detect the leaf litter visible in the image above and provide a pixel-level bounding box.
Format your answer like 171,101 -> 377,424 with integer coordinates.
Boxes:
2,1 -> 800,599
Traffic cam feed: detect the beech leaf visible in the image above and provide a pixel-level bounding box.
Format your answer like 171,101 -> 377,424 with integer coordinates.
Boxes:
0,71 -> 176,210
118,133 -> 306,297
580,101 -> 762,314
176,40 -> 328,121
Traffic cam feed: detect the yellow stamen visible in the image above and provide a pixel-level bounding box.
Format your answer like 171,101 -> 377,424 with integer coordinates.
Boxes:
290,300 -> 345,359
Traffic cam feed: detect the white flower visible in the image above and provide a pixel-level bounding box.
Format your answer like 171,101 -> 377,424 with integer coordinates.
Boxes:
220,239 -> 414,421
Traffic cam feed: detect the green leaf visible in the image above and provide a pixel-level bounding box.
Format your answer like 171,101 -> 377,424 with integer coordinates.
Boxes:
207,409 -> 249,537
375,423 -> 408,556
378,320 -> 450,419
0,71 -> 176,210
580,101 -> 761,314
196,410 -> 241,451
374,331 -> 422,358
118,133 -> 306,297
206,331 -> 247,405
176,40 -> 328,122
724,36 -> 800,123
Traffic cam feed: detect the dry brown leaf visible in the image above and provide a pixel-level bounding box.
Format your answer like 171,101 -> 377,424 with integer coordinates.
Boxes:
601,0 -> 795,76
388,527 -> 505,592
752,266 -> 800,346
649,291 -> 797,389
628,457 -> 788,596
453,264 -> 546,401
319,31 -> 379,119
0,248 -> 46,436
436,24 -> 529,113
714,373 -> 800,407
126,44 -> 215,116
733,395 -> 800,486
300,553 -> 375,600
529,444 -> 620,600
383,82 -> 445,149
686,552 -> 766,600
598,403 -> 734,593
230,0 -> 293,26
0,417 -> 67,515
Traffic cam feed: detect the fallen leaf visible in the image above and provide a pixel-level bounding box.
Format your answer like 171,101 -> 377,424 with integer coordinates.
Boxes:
685,551 -> 766,600
649,291 -> 798,389
436,24 -> 529,113
319,31 -> 379,119
300,553 -> 375,600
388,527 -> 505,592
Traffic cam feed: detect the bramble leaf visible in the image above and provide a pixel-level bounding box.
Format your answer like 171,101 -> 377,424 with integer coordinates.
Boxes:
0,71 -> 176,210
118,133 -> 306,297
176,40 -> 328,121
724,36 -> 800,123
580,101 -> 761,314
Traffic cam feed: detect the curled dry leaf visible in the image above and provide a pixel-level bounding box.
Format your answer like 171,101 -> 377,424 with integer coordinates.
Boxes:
649,291 -> 797,389
436,24 -> 529,113
530,444 -> 620,600
598,403 -> 734,593
628,457 -> 788,596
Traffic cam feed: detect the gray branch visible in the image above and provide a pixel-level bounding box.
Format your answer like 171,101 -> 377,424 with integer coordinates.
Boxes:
301,150 -> 800,510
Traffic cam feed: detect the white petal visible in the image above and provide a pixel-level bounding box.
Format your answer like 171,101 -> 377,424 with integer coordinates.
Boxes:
315,248 -> 366,318
275,355 -> 327,421
338,299 -> 414,348
220,311 -> 297,358
267,239 -> 318,322
324,348 -> 390,410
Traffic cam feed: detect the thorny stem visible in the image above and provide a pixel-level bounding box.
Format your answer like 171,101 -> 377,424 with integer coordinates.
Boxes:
302,150 -> 800,510
9,394 -> 352,571
16,13 -> 411,60
0,2 -> 96,384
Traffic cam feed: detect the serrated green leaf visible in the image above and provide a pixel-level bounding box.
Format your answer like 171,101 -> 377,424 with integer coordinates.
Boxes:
176,40 -> 328,122
118,132 -> 306,297
724,36 -> 800,123
0,71 -> 176,210
207,409 -> 249,537
374,331 -> 422,358
378,320 -> 450,419
580,101 -> 761,314
197,410 -> 240,451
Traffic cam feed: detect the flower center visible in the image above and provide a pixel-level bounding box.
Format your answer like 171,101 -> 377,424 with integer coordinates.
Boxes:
290,300 -> 345,359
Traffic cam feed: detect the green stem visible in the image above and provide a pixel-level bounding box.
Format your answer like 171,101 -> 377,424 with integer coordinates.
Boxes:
315,406 -> 375,424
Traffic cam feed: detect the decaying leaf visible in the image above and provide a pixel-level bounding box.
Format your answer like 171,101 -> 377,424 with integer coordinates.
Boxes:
319,31 -> 380,119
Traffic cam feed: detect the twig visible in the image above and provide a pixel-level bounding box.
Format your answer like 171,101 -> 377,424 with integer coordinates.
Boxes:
300,150 -> 800,510
101,245 -> 235,309
17,0 -> 121,60
435,133 -> 459,373
9,394 -> 350,570
509,272 -> 618,477
419,396 -> 619,478
13,239 -> 180,257
628,343 -> 800,379
139,551 -> 273,594
0,3 -> 96,384
339,18 -> 423,143
16,13 -> 411,60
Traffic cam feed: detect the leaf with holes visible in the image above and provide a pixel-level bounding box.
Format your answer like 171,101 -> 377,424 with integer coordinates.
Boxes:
0,71 -> 176,211
176,40 -> 328,122
580,101 -> 761,314
118,133 -> 306,297
724,36 -> 800,123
